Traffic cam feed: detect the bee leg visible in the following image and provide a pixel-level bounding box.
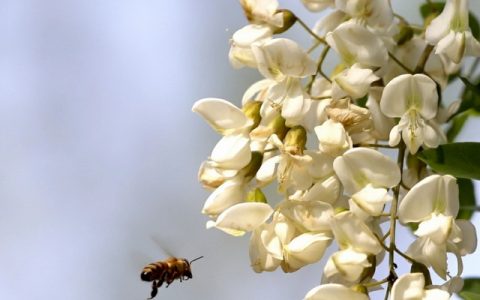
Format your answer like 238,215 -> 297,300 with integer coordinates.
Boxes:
148,281 -> 158,299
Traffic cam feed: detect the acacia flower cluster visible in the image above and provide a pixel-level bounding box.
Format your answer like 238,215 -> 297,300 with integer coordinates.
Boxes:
193,0 -> 479,299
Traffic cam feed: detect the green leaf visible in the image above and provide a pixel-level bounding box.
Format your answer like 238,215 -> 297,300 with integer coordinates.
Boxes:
417,143 -> 480,180
420,2 -> 444,20
470,12 -> 480,40
458,278 -> 480,300
453,77 -> 480,118
457,178 -> 476,220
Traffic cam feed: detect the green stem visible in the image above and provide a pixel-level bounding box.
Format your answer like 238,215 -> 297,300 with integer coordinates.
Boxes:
388,52 -> 414,74
394,246 -> 416,263
414,44 -> 434,73
293,14 -> 327,45
307,46 -> 331,93
364,277 -> 391,288
385,142 -> 406,299
459,206 -> 480,211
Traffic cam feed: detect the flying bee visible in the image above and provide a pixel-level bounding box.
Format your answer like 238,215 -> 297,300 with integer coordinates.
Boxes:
140,256 -> 203,299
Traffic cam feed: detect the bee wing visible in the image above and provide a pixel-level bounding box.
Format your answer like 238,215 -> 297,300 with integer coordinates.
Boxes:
150,235 -> 176,258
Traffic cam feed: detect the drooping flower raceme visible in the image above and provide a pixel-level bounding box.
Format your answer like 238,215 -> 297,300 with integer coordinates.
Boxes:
193,0 -> 480,299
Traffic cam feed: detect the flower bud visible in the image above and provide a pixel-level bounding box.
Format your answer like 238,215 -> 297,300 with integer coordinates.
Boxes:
268,114 -> 288,140
272,9 -> 297,34
246,188 -> 267,204
242,101 -> 263,129
395,23 -> 414,46
284,126 -> 307,155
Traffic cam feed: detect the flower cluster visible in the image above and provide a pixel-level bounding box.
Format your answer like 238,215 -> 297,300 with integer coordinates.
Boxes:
193,0 -> 479,299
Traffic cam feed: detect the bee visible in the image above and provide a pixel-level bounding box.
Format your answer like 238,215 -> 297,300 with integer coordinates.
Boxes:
140,256 -> 203,299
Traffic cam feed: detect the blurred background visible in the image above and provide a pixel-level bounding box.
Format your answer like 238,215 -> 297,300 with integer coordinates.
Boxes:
0,1 -> 479,299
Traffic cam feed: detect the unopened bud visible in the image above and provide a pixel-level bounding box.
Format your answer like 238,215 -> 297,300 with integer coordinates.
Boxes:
268,114 -> 288,140
410,263 -> 432,286
241,151 -> 264,180
246,187 -> 267,203
272,9 -> 297,34
242,101 -> 262,129
395,24 -> 414,46
284,126 -> 307,155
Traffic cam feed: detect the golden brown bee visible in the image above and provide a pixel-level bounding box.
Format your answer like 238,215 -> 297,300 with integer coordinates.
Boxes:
140,256 -> 203,299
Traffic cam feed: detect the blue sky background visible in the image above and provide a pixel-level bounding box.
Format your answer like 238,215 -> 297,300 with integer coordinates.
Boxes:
0,1 -> 479,299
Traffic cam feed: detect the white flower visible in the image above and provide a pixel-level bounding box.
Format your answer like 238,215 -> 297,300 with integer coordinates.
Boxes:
206,202 -> 273,236
249,220 -> 283,272
280,199 -> 334,232
331,66 -> 379,100
391,273 -> 450,300
324,248 -> 372,283
398,174 -> 478,278
304,284 -> 369,300
202,177 -> 246,216
333,147 -> 400,195
252,38 -> 316,124
425,0 -> 480,63
380,74 -> 439,154
314,120 -> 352,157
252,38 -> 316,82
335,0 -> 393,28
193,98 -> 253,169
229,24 -> 272,68
239,0 -> 283,28
330,211 -> 383,255
283,232 -> 332,272
256,134 -> 313,192
326,20 -> 388,68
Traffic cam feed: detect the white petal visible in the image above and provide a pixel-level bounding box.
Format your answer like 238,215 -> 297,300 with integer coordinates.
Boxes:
424,289 -> 450,300
192,98 -> 251,134
425,0 -> 458,44
280,200 -> 333,232
436,31 -> 465,64
285,232 -> 332,270
331,211 -> 382,255
252,38 -> 316,81
202,179 -> 245,216
256,155 -> 282,184
242,79 -> 275,105
211,202 -> 274,236
249,222 -> 282,272
398,175 -> 459,223
453,220 -> 477,255
332,67 -> 379,99
381,74 -> 438,119
333,147 -> 400,195
391,273 -> 425,300
304,284 -> 369,300
326,20 -> 388,67
211,134 -> 251,170
415,214 -> 453,244
351,185 -> 391,216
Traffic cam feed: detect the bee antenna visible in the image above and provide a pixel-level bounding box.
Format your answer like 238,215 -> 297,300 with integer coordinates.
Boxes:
189,256 -> 204,264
